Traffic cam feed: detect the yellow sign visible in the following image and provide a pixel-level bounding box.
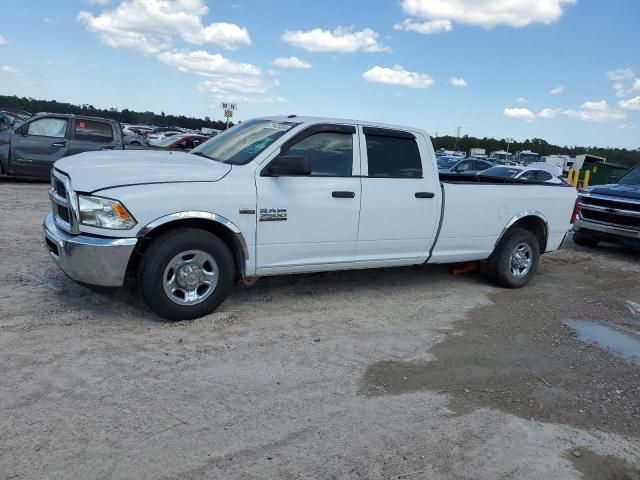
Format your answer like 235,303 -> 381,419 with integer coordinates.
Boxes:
224,109 -> 233,118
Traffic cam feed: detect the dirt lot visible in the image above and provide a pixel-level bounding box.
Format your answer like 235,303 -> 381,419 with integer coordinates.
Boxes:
1,179 -> 640,480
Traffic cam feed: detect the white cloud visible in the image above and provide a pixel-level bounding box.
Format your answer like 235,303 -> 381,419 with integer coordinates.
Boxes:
0,34 -> 6,45
563,109 -> 625,122
157,50 -> 260,77
449,76 -> 467,87
619,96 -> 640,111
633,79 -> 640,91
393,19 -> 452,34
1,66 -> 19,74
516,97 -> 528,104
198,77 -> 278,102
272,56 -> 312,69
78,0 -> 251,54
607,68 -> 635,81
580,100 -> 608,111
504,107 -> 535,122
282,27 -> 389,53
87,0 -> 112,4
363,65 -> 433,88
399,0 -> 575,30
549,84 -> 564,95
612,82 -> 626,98
538,108 -> 560,118
158,50 -> 279,102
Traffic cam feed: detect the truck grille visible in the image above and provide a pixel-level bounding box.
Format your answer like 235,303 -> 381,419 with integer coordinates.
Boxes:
50,169 -> 79,234
581,195 -> 640,213
580,209 -> 640,229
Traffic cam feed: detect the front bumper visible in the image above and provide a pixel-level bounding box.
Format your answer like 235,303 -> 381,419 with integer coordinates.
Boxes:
573,217 -> 640,240
43,213 -> 138,287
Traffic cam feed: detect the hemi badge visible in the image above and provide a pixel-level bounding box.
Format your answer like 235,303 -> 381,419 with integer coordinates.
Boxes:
239,209 -> 256,215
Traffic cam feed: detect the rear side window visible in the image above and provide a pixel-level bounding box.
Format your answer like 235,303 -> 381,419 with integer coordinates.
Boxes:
536,171 -> 553,181
287,131 -> 353,176
365,129 -> 422,178
74,119 -> 114,143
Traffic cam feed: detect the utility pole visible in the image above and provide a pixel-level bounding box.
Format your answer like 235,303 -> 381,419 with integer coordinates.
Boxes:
455,126 -> 461,151
505,137 -> 514,161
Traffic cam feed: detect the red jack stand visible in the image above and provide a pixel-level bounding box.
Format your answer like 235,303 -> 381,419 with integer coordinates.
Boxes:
450,261 -> 479,275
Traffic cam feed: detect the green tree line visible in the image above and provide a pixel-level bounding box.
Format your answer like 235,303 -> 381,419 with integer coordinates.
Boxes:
0,95 -> 232,131
2,94 -> 637,167
432,135 -> 639,168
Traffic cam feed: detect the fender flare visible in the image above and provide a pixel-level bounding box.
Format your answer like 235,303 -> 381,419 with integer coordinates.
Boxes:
137,211 -> 249,260
494,210 -> 549,250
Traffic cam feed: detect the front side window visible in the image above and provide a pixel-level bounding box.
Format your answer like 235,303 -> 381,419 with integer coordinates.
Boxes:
455,160 -> 474,172
190,119 -> 299,165
286,132 -> 353,176
366,132 -> 422,178
519,171 -> 538,181
27,118 -> 67,138
74,119 -> 113,142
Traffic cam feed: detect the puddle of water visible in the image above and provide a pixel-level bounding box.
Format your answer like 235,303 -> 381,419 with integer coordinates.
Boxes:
565,320 -> 640,367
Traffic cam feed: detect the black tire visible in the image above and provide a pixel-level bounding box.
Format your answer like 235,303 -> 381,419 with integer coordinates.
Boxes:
484,227 -> 540,288
138,228 -> 235,321
572,230 -> 599,248
130,141 -> 141,146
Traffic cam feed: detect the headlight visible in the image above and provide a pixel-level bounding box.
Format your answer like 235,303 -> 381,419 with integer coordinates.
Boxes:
78,195 -> 136,230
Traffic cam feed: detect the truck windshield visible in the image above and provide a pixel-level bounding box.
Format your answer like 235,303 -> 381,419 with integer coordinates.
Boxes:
617,167 -> 640,186
190,119 -> 299,165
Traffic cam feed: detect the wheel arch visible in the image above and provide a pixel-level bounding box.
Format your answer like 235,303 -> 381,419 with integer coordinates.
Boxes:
131,211 -> 249,280
494,211 -> 548,254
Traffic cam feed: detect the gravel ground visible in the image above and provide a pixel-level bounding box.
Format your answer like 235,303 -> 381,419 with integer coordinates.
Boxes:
1,179 -> 639,480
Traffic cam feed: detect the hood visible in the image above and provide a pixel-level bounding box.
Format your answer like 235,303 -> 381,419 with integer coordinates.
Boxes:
54,150 -> 231,192
586,183 -> 640,201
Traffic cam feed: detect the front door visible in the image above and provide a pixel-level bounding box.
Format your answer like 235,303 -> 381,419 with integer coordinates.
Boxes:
256,124 -> 361,272
10,117 -> 69,178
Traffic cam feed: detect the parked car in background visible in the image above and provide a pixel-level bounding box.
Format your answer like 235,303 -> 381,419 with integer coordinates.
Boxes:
156,134 -> 210,150
147,131 -> 182,146
123,131 -> 150,147
0,113 -> 123,180
573,165 -> 640,251
478,165 -> 564,184
438,156 -> 494,175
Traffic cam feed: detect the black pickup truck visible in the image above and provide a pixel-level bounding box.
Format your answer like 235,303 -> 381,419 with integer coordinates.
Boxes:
573,165 -> 640,251
0,113 -> 124,180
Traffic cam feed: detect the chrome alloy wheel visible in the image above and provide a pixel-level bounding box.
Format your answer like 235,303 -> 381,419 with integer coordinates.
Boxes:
163,250 -> 219,305
509,243 -> 533,278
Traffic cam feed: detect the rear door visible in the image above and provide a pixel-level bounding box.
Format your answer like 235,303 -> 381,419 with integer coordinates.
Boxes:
356,127 -> 440,263
9,117 -> 69,178
67,118 -> 118,160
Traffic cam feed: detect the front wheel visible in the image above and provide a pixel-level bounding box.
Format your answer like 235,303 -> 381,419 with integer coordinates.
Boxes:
484,228 -> 540,288
138,228 -> 235,320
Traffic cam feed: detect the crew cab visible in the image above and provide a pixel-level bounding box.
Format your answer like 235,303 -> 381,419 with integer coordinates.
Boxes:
43,116 -> 578,320
573,165 -> 640,251
0,113 -> 124,180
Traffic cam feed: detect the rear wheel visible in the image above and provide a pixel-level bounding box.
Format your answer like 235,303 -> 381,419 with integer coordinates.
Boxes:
138,228 -> 235,320
484,227 -> 540,288
572,230 -> 599,248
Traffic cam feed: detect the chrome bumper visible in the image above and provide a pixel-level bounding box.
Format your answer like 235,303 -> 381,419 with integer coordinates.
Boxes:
573,217 -> 640,240
43,213 -> 138,287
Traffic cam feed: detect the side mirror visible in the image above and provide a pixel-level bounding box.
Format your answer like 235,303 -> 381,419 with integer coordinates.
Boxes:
15,125 -> 27,136
262,154 -> 311,177
610,175 -> 619,183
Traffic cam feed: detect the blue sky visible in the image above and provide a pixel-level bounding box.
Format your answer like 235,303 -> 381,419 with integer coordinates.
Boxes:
1,0 -> 639,148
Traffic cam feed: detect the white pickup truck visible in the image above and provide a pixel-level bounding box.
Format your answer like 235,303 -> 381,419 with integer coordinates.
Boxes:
44,116 -> 578,320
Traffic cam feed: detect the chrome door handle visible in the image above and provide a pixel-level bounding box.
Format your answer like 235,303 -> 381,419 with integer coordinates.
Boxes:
52,142 -> 66,147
